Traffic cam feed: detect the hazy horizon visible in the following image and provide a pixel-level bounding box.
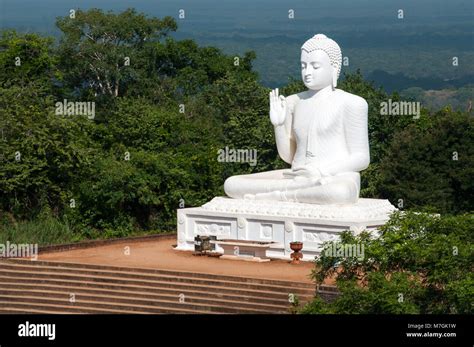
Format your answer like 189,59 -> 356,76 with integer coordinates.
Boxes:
1,0 -> 473,98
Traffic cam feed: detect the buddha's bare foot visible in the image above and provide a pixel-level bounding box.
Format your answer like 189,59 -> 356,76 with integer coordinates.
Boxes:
243,194 -> 256,200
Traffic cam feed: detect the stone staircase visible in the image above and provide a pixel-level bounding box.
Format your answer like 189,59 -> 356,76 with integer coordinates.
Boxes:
0,259 -> 316,314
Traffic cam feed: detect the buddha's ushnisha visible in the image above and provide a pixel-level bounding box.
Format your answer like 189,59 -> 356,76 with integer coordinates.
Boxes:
224,34 -> 370,204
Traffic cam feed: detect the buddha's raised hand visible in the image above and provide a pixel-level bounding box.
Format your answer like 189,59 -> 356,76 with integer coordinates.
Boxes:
269,88 -> 286,126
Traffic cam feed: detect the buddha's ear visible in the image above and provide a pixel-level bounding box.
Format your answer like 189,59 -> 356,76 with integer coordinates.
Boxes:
332,67 -> 338,89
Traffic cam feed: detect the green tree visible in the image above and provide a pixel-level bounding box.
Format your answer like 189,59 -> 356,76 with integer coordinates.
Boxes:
0,30 -> 57,89
56,8 -> 177,97
0,85 -> 97,218
73,97 -> 224,232
203,70 -> 284,177
302,212 -> 474,314
377,108 -> 474,214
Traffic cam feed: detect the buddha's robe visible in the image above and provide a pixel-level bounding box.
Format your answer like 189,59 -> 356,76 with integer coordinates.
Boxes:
224,86 -> 370,204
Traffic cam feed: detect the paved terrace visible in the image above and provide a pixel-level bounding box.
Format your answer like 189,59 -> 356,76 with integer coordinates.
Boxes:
38,235 -> 317,284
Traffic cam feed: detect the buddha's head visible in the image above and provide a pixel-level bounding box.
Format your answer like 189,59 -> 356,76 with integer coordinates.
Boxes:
301,34 -> 342,91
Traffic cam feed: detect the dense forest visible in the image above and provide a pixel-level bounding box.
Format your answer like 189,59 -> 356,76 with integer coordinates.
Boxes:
0,9 -> 472,314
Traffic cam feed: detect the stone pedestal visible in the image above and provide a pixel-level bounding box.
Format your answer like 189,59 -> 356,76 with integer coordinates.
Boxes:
176,197 -> 396,261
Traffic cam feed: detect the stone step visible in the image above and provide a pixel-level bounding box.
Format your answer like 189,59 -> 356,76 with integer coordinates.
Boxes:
0,267 -> 312,300
0,259 -> 316,314
0,306 -> 79,314
0,271 -> 313,304
2,259 -> 314,292
0,299 -> 209,314
0,294 -> 262,314
0,290 -> 275,314
0,287 -> 288,313
0,281 -> 292,307
5,258 -> 314,288
0,274 -> 313,305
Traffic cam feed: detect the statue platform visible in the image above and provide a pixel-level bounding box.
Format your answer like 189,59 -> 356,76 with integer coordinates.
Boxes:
176,197 -> 397,261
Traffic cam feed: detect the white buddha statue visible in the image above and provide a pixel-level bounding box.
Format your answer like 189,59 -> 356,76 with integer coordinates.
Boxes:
224,34 -> 370,205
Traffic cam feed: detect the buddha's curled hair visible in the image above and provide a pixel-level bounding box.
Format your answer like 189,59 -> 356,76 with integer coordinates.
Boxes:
301,34 -> 342,79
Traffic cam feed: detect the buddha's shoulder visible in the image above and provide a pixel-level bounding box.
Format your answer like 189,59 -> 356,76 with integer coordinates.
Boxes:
335,89 -> 368,109
285,90 -> 315,107
284,92 -> 304,113
285,92 -> 304,105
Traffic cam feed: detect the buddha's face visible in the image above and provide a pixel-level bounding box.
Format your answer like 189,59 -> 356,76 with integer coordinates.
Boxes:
301,49 -> 334,91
